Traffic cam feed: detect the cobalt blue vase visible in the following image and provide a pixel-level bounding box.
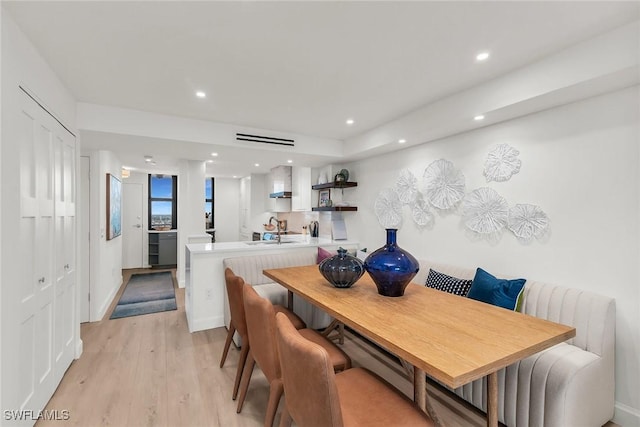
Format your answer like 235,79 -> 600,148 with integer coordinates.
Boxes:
319,247 -> 365,288
364,229 -> 419,297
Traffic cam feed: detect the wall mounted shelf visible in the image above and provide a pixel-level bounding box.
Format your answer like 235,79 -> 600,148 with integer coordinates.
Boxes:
312,206 -> 358,212
312,180 -> 358,212
312,181 -> 358,190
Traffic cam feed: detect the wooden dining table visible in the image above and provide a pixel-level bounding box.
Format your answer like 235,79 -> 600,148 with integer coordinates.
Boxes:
263,265 -> 576,427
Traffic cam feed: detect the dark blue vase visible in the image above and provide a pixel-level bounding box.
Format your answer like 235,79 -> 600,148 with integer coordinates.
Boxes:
319,247 -> 365,288
364,229 -> 419,297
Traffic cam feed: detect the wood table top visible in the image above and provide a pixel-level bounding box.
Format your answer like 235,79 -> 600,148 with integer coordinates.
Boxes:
264,265 -> 576,388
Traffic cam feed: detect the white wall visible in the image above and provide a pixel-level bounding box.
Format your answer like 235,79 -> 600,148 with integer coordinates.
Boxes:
177,160 -> 206,287
88,150 -> 123,321
343,87 -> 640,425
214,178 -> 240,242
1,7 -> 79,415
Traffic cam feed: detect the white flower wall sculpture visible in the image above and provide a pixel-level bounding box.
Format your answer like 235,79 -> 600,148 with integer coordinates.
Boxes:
374,187 -> 403,229
395,169 -> 418,205
422,159 -> 466,209
508,204 -> 549,242
462,187 -> 509,234
411,196 -> 434,228
370,147 -> 548,244
484,144 -> 521,182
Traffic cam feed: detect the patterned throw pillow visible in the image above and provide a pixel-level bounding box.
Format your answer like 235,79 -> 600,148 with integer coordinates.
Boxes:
425,269 -> 473,296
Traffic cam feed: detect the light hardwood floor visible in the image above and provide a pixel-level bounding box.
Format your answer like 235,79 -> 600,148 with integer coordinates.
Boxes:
37,269 -> 617,427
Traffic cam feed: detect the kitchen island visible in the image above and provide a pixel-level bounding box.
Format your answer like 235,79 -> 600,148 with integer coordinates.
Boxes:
184,237 -> 358,332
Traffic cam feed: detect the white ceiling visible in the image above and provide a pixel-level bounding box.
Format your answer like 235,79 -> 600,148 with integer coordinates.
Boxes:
4,1 -> 639,176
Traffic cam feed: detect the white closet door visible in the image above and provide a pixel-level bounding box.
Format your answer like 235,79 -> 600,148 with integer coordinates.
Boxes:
18,91 -> 57,412
17,90 -> 76,413
53,127 -> 76,383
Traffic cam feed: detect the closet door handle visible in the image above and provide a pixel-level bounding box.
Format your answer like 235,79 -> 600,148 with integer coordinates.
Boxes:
38,277 -> 45,284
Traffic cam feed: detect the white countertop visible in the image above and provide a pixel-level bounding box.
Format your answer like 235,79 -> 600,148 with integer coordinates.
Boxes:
186,237 -> 359,254
148,229 -> 177,234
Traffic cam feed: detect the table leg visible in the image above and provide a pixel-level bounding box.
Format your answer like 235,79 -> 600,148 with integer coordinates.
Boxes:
414,367 -> 441,426
287,290 -> 293,310
487,371 -> 498,427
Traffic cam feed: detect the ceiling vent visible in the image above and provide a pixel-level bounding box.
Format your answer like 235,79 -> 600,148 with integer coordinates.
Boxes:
236,133 -> 294,147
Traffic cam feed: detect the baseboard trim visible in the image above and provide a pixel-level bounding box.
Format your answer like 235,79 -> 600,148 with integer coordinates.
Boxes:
75,339 -> 83,359
93,280 -> 121,322
614,401 -> 640,426
187,315 -> 224,333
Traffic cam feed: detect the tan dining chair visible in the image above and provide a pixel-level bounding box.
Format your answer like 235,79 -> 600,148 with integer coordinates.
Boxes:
220,268 -> 305,401
275,312 -> 435,427
238,284 -> 352,427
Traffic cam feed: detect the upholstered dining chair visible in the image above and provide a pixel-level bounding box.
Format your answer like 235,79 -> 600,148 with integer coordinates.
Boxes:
274,312 -> 435,427
238,284 -> 352,427
220,268 -> 305,401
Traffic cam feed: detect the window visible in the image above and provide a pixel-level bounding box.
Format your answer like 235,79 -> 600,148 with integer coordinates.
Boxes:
205,177 -> 214,229
149,174 -> 177,229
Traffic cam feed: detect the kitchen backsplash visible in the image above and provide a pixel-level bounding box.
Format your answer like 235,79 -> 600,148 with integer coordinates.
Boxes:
277,211 -> 332,238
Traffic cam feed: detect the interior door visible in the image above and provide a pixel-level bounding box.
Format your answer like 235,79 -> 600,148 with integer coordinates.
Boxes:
122,182 -> 144,269
53,129 -> 77,382
17,90 -> 58,413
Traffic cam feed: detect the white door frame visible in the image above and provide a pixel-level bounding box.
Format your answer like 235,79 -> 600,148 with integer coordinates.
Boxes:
80,156 -> 90,322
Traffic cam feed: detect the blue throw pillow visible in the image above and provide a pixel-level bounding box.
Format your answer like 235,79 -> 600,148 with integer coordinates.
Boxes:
467,268 -> 526,311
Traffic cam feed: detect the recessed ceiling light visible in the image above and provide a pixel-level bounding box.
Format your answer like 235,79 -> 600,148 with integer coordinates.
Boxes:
474,115 -> 485,121
476,52 -> 490,62
207,160 -> 214,163
398,139 -> 407,144
254,163 -> 260,167
196,91 -> 206,98
211,152 -> 218,157
287,159 -> 293,164
233,175 -> 237,179
144,155 -> 153,163
346,118 -> 355,125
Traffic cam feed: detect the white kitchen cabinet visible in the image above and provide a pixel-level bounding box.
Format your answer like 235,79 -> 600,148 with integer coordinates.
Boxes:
291,166 -> 311,211
239,174 -> 268,238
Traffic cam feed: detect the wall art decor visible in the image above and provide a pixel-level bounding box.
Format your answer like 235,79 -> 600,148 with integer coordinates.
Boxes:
462,187 -> 509,234
106,173 -> 122,240
422,159 -> 466,209
484,144 -> 521,182
508,204 -> 549,242
395,169 -> 418,205
411,196 -> 434,228
374,187 -> 403,229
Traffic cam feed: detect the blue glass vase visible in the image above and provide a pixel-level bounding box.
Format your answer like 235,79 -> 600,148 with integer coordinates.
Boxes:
319,247 -> 365,288
364,229 -> 419,297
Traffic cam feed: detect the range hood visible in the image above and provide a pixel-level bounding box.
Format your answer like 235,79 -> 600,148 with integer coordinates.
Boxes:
269,165 -> 292,198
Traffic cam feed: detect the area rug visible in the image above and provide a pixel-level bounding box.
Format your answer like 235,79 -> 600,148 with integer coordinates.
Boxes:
110,271 -> 177,319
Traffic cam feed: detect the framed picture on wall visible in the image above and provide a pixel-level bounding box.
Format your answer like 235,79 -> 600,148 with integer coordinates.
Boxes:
106,173 -> 122,240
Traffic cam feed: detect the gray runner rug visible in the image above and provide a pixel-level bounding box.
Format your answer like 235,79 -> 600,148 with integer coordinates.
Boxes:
110,271 -> 177,319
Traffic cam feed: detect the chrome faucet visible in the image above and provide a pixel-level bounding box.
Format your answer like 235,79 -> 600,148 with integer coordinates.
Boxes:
269,216 -> 281,244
